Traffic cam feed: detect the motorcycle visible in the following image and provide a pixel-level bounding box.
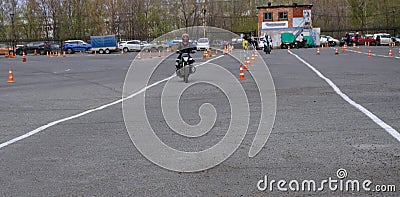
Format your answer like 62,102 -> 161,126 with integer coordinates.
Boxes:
294,39 -> 308,49
176,50 -> 196,83
263,40 -> 272,54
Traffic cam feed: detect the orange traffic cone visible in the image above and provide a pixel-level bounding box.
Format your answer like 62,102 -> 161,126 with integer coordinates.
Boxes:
246,56 -> 251,66
63,51 -> 66,57
46,51 -> 49,56
388,48 -> 393,57
137,52 -> 142,60
34,49 -> 37,56
149,51 -> 153,59
142,52 -> 146,60
288,45 -> 291,51
208,49 -> 212,57
121,49 -> 124,55
251,53 -> 255,62
94,50 -> 97,56
335,48 -> 339,55
353,43 -> 356,48
215,49 -> 218,56
8,68 -> 15,83
158,50 -> 161,57
317,48 -> 320,55
243,64 -> 249,71
22,52 -> 27,62
368,50 -> 372,58
5,51 -> 9,58
321,44 -> 324,51
238,64 -> 245,80
203,50 -> 207,58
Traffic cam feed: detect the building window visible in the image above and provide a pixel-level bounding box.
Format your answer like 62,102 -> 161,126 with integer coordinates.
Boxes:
263,12 -> 273,20
278,12 -> 288,20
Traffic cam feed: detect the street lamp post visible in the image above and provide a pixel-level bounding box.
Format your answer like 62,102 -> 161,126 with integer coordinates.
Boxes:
10,13 -> 15,54
203,8 -> 206,38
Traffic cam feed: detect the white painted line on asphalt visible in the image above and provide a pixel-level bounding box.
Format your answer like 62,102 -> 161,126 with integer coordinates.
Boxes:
289,50 -> 400,142
344,48 -> 400,59
0,55 -> 224,149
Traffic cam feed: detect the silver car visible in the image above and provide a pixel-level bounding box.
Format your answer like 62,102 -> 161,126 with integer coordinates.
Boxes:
121,40 -> 141,52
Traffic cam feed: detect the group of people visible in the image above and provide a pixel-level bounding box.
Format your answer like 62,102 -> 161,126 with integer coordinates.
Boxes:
242,33 -> 272,50
345,32 -> 360,45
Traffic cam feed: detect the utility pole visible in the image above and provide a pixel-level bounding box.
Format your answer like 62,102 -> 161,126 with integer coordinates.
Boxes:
10,13 -> 15,54
202,1 -> 207,38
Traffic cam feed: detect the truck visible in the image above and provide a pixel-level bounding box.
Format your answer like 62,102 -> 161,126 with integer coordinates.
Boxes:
90,35 -> 118,54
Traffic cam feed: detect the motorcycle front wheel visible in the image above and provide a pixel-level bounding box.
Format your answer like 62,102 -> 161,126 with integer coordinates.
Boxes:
184,66 -> 189,83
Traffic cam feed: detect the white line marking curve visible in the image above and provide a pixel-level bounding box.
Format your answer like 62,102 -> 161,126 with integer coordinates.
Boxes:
288,50 -> 400,142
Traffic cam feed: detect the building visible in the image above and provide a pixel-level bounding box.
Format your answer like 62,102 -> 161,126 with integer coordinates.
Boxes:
256,3 -> 320,48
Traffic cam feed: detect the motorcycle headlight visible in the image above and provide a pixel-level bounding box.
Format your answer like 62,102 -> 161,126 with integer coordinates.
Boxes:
183,56 -> 189,62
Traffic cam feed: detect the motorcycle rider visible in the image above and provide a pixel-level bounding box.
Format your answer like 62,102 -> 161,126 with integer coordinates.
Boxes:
263,33 -> 272,51
176,33 -> 195,70
297,34 -> 304,45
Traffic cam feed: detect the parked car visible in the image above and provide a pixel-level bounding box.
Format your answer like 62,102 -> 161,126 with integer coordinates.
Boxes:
196,38 -> 210,51
373,33 -> 392,45
166,39 -> 181,47
120,40 -> 142,52
16,41 -> 59,55
357,34 -> 377,46
140,41 -> 158,51
257,37 -> 265,50
63,40 -> 91,54
118,41 -> 127,50
391,36 -> 400,45
48,43 -> 61,54
320,35 -> 340,46
0,44 -> 12,55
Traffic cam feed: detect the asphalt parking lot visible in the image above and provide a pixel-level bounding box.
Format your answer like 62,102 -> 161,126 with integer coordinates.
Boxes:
0,47 -> 399,196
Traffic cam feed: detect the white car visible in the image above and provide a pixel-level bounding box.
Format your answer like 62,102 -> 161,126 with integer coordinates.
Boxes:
121,40 -> 141,52
118,41 -> 127,50
140,41 -> 157,51
196,38 -> 210,51
374,33 -> 392,45
320,35 -> 340,46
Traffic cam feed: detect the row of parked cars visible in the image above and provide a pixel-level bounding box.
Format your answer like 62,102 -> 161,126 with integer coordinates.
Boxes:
321,33 -> 400,47
2,39 -> 163,56
117,37 -> 211,53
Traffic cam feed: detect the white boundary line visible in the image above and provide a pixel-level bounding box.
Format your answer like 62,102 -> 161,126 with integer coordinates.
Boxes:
288,50 -> 400,142
343,48 -> 400,59
0,55 -> 223,149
